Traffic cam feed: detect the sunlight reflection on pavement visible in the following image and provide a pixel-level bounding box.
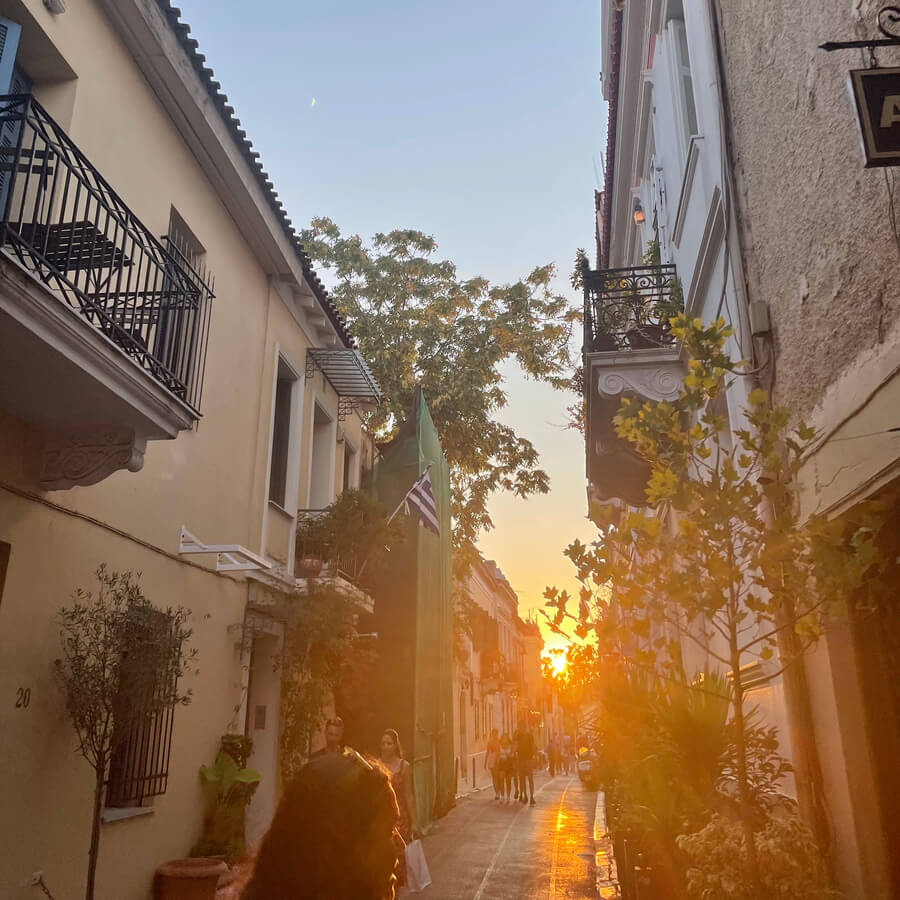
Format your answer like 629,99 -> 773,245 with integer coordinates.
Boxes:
400,773 -> 597,900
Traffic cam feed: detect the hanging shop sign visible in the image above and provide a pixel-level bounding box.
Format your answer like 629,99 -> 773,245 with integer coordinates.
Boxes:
851,67 -> 900,166
821,7 -> 900,166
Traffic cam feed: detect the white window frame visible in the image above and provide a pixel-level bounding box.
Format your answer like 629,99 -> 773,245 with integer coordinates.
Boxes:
266,353 -> 302,513
666,18 -> 699,167
306,398 -> 337,510
341,432 -> 360,492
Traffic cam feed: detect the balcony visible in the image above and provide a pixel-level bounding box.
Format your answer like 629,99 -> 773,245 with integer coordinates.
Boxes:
294,508 -> 376,613
0,95 -> 213,489
582,264 -> 684,518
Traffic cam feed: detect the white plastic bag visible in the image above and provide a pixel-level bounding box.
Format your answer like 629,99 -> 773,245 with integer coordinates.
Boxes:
404,838 -> 432,893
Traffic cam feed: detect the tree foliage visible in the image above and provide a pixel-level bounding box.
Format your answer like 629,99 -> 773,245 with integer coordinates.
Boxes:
678,812 -> 839,900
54,566 -> 195,900
300,218 -> 580,562
546,315 -> 884,891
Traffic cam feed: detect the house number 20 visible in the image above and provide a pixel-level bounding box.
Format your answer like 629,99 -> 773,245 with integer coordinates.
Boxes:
15,687 -> 30,708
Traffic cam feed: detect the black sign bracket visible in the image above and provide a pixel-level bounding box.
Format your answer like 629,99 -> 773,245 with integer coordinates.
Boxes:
821,5 -> 900,54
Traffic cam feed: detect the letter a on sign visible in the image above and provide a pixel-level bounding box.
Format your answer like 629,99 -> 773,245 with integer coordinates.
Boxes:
881,94 -> 900,128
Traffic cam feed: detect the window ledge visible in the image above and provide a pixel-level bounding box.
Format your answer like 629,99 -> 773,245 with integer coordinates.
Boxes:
101,806 -> 154,824
267,500 -> 295,520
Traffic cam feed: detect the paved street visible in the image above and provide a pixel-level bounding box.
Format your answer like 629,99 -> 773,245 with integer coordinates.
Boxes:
402,773 -> 598,900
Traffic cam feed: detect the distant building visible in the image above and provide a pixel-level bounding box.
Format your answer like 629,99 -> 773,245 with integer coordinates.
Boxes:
452,555 -> 560,788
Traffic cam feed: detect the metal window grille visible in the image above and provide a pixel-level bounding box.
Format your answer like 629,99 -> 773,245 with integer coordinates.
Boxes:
105,610 -> 181,808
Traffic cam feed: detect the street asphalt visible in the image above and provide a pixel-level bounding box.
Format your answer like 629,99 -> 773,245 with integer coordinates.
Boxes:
400,772 -> 598,900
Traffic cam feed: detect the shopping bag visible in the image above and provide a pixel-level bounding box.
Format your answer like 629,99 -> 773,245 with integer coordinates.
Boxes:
404,838 -> 432,893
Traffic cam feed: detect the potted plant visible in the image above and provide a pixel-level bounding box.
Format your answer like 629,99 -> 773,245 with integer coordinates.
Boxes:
190,734 -> 261,865
295,489 -> 405,586
153,859 -> 228,900
295,512 -> 328,577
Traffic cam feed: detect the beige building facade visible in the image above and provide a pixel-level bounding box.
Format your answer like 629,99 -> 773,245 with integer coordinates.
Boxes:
452,556 -> 552,789
0,2 -> 379,897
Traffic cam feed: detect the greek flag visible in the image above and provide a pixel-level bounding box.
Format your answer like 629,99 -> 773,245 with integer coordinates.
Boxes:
405,469 -> 440,536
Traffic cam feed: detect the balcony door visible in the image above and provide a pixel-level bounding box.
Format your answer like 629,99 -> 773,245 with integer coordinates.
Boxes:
0,16 -> 30,221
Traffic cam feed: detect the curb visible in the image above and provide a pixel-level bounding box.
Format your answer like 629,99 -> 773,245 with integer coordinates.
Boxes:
593,791 -> 621,898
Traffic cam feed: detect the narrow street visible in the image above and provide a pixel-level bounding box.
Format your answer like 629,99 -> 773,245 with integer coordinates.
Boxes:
404,773 -> 598,900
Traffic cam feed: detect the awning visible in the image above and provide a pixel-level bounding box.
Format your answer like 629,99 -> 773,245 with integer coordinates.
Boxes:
305,348 -> 383,420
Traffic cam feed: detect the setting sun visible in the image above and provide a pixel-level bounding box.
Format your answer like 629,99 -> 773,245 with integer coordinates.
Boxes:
547,652 -> 568,677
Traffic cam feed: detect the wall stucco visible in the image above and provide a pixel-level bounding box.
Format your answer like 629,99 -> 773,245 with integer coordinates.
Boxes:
716,0 -> 900,419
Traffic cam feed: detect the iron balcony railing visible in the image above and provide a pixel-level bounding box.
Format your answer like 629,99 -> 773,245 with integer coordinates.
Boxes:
0,94 -> 213,413
582,263 -> 680,354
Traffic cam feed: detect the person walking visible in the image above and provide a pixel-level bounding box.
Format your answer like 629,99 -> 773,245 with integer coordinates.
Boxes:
380,728 -> 415,886
514,719 -> 537,806
240,749 -> 401,900
498,732 -> 515,802
310,716 -> 345,759
547,737 -> 557,777
485,728 -> 501,800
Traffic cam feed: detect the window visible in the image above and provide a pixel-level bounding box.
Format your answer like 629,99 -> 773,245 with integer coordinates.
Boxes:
342,440 -> 358,492
308,403 -> 335,509
157,210 -> 213,400
269,359 -> 297,507
105,608 -> 182,807
167,208 -> 206,271
667,18 -> 698,155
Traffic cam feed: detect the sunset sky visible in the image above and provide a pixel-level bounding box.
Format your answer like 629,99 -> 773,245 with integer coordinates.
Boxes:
175,0 -> 605,654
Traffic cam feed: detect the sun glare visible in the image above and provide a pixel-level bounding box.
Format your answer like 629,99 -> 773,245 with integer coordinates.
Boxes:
549,653 -> 567,677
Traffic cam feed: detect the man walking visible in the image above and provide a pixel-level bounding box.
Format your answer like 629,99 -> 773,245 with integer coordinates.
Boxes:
310,716 -> 345,759
514,718 -> 537,806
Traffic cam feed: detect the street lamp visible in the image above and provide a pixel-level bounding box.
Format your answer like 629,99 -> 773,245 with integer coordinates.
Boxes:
633,199 -> 645,225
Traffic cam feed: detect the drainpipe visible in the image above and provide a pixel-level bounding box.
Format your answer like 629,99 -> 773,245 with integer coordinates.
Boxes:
705,0 -> 835,877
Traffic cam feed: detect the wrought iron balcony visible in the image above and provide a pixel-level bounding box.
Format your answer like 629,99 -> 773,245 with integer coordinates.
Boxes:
583,264 -> 679,353
0,94 -> 213,412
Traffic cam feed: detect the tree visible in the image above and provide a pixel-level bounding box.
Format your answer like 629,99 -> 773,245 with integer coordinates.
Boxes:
54,566 -> 195,900
546,316 -> 884,892
300,218 -> 580,568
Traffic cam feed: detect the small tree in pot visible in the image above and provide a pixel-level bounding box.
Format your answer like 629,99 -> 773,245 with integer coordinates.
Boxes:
54,566 -> 196,900
191,734 -> 261,864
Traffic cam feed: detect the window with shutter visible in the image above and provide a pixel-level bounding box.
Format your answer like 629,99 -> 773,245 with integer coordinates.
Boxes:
0,20 -> 27,221
0,18 -> 22,96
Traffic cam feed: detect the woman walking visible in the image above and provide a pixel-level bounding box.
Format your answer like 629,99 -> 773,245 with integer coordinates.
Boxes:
485,728 -> 501,800
498,732 -> 515,802
380,729 -> 415,884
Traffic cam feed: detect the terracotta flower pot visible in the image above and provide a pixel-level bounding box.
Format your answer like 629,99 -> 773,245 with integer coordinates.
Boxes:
153,858 -> 228,900
296,556 -> 323,577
